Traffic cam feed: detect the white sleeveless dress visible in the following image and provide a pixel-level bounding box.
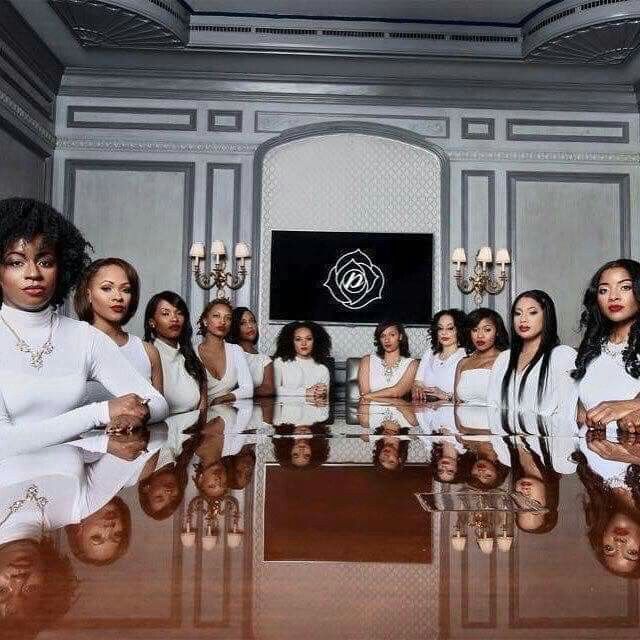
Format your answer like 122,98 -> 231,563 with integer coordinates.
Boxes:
456,368 -> 491,404
368,354 -> 414,392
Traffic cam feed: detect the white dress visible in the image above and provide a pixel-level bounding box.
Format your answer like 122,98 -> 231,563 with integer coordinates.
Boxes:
83,333 -> 153,405
368,354 -> 414,393
273,356 -> 330,396
456,368 -> 491,404
155,339 -> 201,414
578,347 -> 640,410
415,348 -> 466,394
243,350 -> 272,387
0,304 -> 168,444
488,345 -> 577,416
201,342 -> 254,401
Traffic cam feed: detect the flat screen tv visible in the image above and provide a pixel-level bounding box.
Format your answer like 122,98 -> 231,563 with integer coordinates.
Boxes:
269,230 -> 433,325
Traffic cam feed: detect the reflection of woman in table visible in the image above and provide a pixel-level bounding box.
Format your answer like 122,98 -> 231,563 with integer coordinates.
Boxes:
574,433 -> 640,577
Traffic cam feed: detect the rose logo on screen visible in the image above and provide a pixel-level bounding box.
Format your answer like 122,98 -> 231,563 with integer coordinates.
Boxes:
323,249 -> 385,310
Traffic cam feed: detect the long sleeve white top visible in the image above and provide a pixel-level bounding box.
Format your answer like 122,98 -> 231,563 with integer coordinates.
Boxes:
487,345 -> 577,416
202,341 -> 254,401
273,356 -> 330,396
0,304 -> 168,440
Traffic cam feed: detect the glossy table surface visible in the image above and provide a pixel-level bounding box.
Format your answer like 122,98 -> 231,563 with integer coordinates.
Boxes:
2,398 -> 639,639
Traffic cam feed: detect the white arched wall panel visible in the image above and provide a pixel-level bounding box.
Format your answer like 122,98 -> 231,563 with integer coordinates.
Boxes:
258,131 -> 442,361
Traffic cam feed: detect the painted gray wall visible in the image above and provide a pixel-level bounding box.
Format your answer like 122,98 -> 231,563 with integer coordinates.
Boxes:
0,128 -> 46,201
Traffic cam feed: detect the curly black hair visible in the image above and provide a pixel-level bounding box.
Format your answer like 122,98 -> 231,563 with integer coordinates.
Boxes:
464,307 -> 510,354
144,291 -> 206,392
0,198 -> 92,307
227,306 -> 259,345
429,308 -> 467,354
429,440 -> 473,484
501,290 -> 560,408
573,450 -> 640,578
273,320 -> 332,366
273,423 -> 330,468
197,298 -> 233,337
373,320 -> 411,358
572,259 -> 640,381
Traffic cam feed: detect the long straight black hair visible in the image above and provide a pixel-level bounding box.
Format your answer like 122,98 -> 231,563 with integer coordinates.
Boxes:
501,289 -> 559,407
144,291 -> 206,391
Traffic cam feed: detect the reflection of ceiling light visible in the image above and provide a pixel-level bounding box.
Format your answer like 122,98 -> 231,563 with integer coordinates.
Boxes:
449,512 -> 515,554
181,495 -> 243,550
451,528 -> 467,551
497,533 -> 513,552
477,536 -> 494,554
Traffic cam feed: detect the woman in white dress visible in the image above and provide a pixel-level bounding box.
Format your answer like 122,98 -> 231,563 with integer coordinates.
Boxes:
227,306 -> 274,396
573,436 -> 640,577
358,320 -> 418,400
413,309 -> 467,403
0,198 -> 168,443
272,320 -> 332,399
454,308 -> 509,404
572,259 -> 640,430
197,299 -> 253,405
144,291 -> 206,415
488,290 -> 577,416
74,258 -> 163,395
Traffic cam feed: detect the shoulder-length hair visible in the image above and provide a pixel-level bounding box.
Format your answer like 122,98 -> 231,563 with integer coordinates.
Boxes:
144,290 -> 206,390
0,197 -> 92,308
74,257 -> 140,325
273,320 -> 332,366
572,259 -> 640,381
464,307 -> 510,354
501,290 -> 560,407
197,298 -> 233,337
227,306 -> 258,345
373,320 -> 411,358
430,308 -> 467,353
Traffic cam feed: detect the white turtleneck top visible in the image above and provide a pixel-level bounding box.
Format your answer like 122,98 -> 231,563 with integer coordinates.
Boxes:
154,338 -> 201,414
0,305 -> 168,443
273,356 -> 330,396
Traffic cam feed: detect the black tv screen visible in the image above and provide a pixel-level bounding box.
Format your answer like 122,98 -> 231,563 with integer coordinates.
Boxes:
269,230 -> 433,325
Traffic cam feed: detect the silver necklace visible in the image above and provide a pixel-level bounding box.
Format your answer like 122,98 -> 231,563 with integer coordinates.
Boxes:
0,311 -> 55,369
0,485 -> 48,532
382,356 -> 402,384
602,339 -> 628,363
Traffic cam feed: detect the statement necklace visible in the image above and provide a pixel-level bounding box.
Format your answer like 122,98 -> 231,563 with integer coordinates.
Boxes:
0,310 -> 55,369
602,339 -> 628,364
382,356 -> 403,384
0,485 -> 48,532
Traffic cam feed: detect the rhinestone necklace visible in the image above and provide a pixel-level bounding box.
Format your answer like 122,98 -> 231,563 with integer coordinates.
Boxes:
382,356 -> 403,384
0,310 -> 55,369
602,339 -> 628,364
0,485 -> 48,532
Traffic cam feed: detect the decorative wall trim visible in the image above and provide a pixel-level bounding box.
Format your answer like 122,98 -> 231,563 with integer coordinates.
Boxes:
254,110 -> 450,137
205,163 -> 242,306
507,118 -> 630,143
251,120 -> 451,315
506,171 -> 632,308
55,137 -> 259,155
54,137 -> 640,166
461,171 -> 496,310
62,159 -> 195,302
0,88 -> 55,151
208,109 -> 243,132
67,106 -> 198,131
59,69 -> 639,114
461,117 -> 495,140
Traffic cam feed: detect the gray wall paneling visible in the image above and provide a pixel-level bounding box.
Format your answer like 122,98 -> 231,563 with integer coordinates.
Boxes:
63,160 -> 195,335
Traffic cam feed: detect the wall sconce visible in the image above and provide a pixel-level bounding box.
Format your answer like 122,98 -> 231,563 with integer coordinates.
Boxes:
180,494 -> 243,550
189,240 -> 251,297
451,246 -> 510,307
450,511 -> 514,554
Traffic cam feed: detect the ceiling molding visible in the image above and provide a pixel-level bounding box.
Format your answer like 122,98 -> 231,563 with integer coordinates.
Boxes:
59,68 -> 639,113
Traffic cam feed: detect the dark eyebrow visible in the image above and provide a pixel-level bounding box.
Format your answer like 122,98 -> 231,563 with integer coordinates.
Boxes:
599,279 -> 632,286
